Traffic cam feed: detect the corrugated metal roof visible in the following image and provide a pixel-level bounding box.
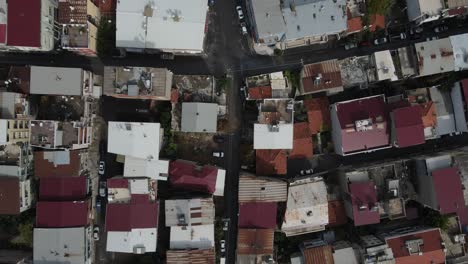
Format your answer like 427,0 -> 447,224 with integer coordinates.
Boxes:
237,229 -> 274,255
239,175 -> 288,202
303,245 -> 334,264
36,200 -> 90,227
34,150 -> 81,178
301,60 -> 343,94
106,202 -> 158,231
7,0 -> 41,47
166,249 -> 215,264
170,160 -> 219,194
239,202 -> 277,229
39,176 -> 87,200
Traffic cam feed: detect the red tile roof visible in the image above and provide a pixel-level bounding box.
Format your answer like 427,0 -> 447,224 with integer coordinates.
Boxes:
248,86 -> 272,100
106,202 -> 159,231
347,17 -> 363,33
169,160 -> 219,194
432,167 -> 464,215
107,178 -> 129,188
303,245 -> 334,264
293,122 -> 312,138
256,149 -> 287,175
99,0 -> 117,15
7,0 -> 41,47
420,102 -> 437,128
0,177 -> 20,215
349,181 -> 380,226
34,151 -> 81,178
385,229 -> 445,264
304,97 -> 331,134
328,200 -> 347,227
58,0 -> 88,24
289,122 -> 313,159
302,60 -> 343,94
39,176 -> 87,201
369,14 -> 385,32
335,95 -> 390,154
392,106 -> 425,148
238,202 -> 277,229
36,200 -> 90,227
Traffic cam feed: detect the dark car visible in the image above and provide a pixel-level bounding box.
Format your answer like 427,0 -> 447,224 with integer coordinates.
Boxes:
434,25 -> 449,33
373,37 -> 388,45
208,0 -> 215,6
99,140 -> 107,156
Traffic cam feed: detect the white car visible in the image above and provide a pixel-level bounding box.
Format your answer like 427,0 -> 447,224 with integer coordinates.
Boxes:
93,227 -> 100,241
98,161 -> 105,175
220,240 -> 226,253
344,42 -> 357,50
223,221 -> 229,231
213,151 -> 224,158
99,181 -> 106,197
236,6 -> 244,20
240,22 -> 248,35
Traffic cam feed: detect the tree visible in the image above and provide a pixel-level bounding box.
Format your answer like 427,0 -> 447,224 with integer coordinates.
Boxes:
423,209 -> 450,230
367,0 -> 392,16
97,17 -> 116,57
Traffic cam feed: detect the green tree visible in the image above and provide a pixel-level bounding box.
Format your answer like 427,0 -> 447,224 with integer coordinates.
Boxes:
367,0 -> 392,15
96,18 -> 116,57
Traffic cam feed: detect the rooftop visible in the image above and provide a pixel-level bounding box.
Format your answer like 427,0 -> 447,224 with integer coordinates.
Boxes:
166,249 -> 215,264
332,95 -> 390,155
36,200 -> 89,228
254,123 -> 294,149
349,181 -> 380,226
246,72 -> 290,99
237,229 -> 274,256
302,245 -> 334,264
304,97 -> 331,134
282,177 -> 329,236
415,38 -> 454,77
169,224 -> 214,250
289,122 -> 313,159
58,0 -> 88,24
7,0 -> 41,47
181,103 -> 218,133
391,105 -> 425,148
169,160 -> 225,195
165,198 -> 214,227
449,33 -> 468,71
432,167 -> 464,214
239,202 -> 277,229
429,86 -> 457,137
239,175 -> 288,202
107,177 -> 157,203
30,66 -> 83,96
0,177 -> 20,215
34,150 -> 81,178
39,176 -> 87,201
301,60 -> 343,95
116,0 -> 208,52
328,200 -> 347,227
106,201 -> 158,231
406,0 -> 443,22
385,228 -> 445,264
256,149 -> 287,175
374,50 -> 398,81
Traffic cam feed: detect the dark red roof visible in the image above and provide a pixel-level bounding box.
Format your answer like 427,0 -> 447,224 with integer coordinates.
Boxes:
448,7 -> 466,16
335,95 -> 390,154
248,86 -> 272,100
347,17 -> 363,33
432,167 -> 464,215
36,200 -> 90,227
239,202 -> 277,229
0,177 -> 20,215
107,178 -> 129,188
393,106 -> 425,148
7,0 -> 41,47
169,160 -> 218,194
99,0 -> 117,15
39,176 -> 88,201
386,229 -> 445,264
328,200 -> 347,227
304,97 -> 331,134
461,79 -> 468,105
106,202 -> 159,231
256,149 -> 287,175
289,122 -> 313,159
349,181 -> 380,226
0,24 -> 6,44
34,151 -> 81,178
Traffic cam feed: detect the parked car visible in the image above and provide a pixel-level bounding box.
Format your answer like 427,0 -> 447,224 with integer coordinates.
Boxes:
160,53 -> 175,60
409,27 -> 423,35
96,198 -> 102,212
373,37 -> 388,45
208,0 -> 215,6
300,169 -> 314,176
223,221 -> 229,231
213,151 -> 224,158
240,22 -> 248,35
390,32 -> 407,41
236,6 -> 244,20
220,240 -> 226,253
98,161 -> 105,175
99,181 -> 107,197
344,42 -> 357,50
93,227 -> 100,241
434,25 -> 449,33
213,135 -> 225,143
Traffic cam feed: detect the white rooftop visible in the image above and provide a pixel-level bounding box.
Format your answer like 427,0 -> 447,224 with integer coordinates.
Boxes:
450,33 -> 468,71
30,66 -> 83,96
106,228 -> 157,253
415,38 -> 455,77
333,247 -> 359,264
406,0 -> 443,22
215,169 -> 225,196
282,177 -> 329,236
108,122 -> 162,160
116,0 -> 207,52
124,156 -> 169,181
254,123 -> 293,149
374,50 -> 398,81
170,224 -> 214,249
181,103 -> 218,133
429,86 -> 457,136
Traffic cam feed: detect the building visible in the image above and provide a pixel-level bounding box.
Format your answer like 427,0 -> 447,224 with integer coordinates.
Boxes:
38,176 -> 89,201
397,47 -> 418,78
256,149 -> 287,176
29,66 -> 97,96
304,97 -> 331,134
450,33 -> 468,71
34,150 -> 83,178
30,120 -> 92,149
3,66 -> 31,94
36,200 -> 91,228
373,50 -> 398,81
300,243 -> 334,264
328,200 -> 348,227
105,177 -> 159,253
238,174 -> 288,202
237,229 -> 274,264
406,0 -> 444,24
123,156 -> 169,181
451,80 -> 468,133
282,177 -> 329,236
332,241 -> 359,264
406,88 -> 438,139
300,60 -> 344,95
414,38 -> 454,77
331,95 -> 391,156
0,92 -> 30,119
245,72 -> 291,100
0,119 -> 30,145
58,0 -> 100,56
389,103 -> 425,148
246,0 -> 347,49
239,202 -> 277,229
115,0 -> 208,54
0,177 -> 32,215
3,0 -> 57,51
33,227 -> 92,264
254,99 -> 294,150
169,160 -> 225,196
166,249 -> 215,264
289,122 -> 313,159
384,228 -> 445,264
181,103 -> 218,133
103,67 -> 173,100
429,86 -> 457,136
358,235 -> 395,264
